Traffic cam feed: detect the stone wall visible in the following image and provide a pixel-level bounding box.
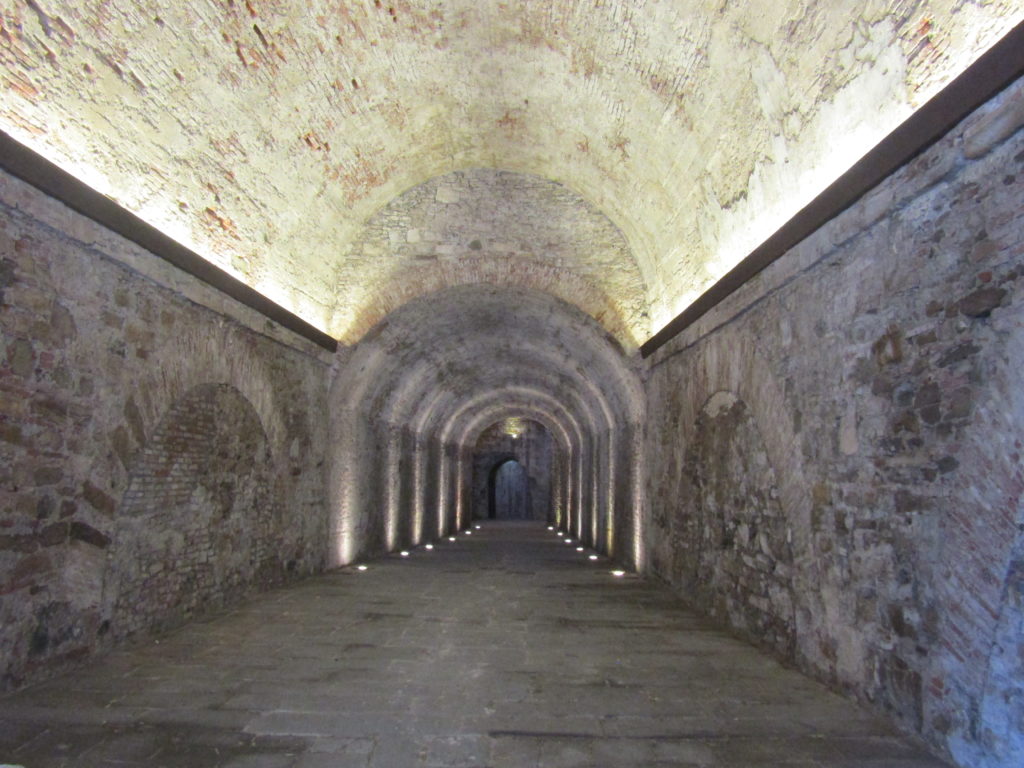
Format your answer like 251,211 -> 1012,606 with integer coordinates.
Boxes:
679,392 -> 795,658
643,76 -> 1024,767
0,170 -> 331,689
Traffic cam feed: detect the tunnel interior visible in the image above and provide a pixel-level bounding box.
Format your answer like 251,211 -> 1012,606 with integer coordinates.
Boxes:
327,284 -> 645,567
1,5 -> 1023,768
474,418 -> 553,522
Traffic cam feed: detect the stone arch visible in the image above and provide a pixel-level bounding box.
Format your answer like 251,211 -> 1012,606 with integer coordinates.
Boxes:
330,168 -> 651,349
652,329 -> 813,658
114,323 -> 290,465
682,333 -> 810,551
931,296 -> 1024,766
103,384 -> 286,638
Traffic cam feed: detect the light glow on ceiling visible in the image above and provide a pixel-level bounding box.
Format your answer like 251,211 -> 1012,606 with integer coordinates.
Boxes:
1,2 -> 1018,349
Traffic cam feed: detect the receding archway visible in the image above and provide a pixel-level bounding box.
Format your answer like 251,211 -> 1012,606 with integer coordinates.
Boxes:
328,284 -> 645,565
471,418 -> 553,523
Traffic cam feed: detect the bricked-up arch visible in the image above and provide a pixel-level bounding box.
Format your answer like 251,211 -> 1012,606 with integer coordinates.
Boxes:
105,384 -> 286,638
645,329 -> 814,636
678,391 -> 796,658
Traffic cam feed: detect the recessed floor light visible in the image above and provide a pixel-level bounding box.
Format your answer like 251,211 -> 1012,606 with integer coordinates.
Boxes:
576,547 -> 584,552
356,565 -> 368,571
400,551 -> 409,557
448,536 -> 456,542
425,544 -> 434,550
589,554 -> 598,561
611,569 -> 625,577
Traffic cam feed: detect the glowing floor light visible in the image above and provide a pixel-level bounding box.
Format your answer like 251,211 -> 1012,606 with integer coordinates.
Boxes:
400,551 -> 410,557
547,526 -> 554,530
357,565 -> 368,571
425,544 -> 434,550
474,524 -> 481,530
611,570 -> 625,577
448,536 -> 456,542
576,547 -> 584,552
589,555 -> 598,561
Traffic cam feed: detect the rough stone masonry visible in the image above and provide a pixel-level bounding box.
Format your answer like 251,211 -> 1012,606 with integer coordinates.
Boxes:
0,6 -> 1023,768
644,75 -> 1024,768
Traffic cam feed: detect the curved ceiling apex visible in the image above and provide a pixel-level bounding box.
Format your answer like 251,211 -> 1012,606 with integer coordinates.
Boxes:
442,383 -> 588,429
456,402 -> 580,451
331,285 -> 642,435
331,167 -> 650,348
411,377 -> 584,441
441,388 -> 588,451
356,282 -> 630,356
3,1 -> 1018,345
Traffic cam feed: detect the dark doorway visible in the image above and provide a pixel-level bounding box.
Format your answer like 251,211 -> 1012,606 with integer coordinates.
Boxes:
471,418 -> 553,521
488,459 -> 529,519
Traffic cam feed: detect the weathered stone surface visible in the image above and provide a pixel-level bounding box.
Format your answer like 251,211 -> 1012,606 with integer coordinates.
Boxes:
0,2 -> 1019,337
0,522 -> 948,768
644,71 -> 1024,768
80,481 -> 115,516
0,13 -> 1022,768
957,287 -> 1006,318
963,78 -> 1024,159
676,394 -> 795,658
0,170 -> 330,690
67,521 -> 109,549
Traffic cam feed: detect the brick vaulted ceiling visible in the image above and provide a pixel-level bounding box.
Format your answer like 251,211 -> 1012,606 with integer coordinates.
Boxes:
1,1 -> 1021,347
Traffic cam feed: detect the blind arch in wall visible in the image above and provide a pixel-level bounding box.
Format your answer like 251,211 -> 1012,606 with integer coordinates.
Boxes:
105,384 -> 285,637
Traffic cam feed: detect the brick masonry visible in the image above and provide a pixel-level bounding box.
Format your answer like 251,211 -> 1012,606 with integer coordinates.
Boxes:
1,2 -> 1016,341
0,27 -> 1021,768
0,170 -> 331,689
643,76 -> 1024,767
109,384 -> 290,638
332,169 -> 649,348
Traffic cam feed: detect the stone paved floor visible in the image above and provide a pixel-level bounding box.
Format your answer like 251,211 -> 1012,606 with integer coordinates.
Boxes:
0,521 -> 948,767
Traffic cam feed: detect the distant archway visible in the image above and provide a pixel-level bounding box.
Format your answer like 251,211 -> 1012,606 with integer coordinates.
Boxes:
489,459 -> 530,520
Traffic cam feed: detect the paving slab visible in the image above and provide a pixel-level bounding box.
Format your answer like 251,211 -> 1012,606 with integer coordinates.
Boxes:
0,521 -> 949,767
